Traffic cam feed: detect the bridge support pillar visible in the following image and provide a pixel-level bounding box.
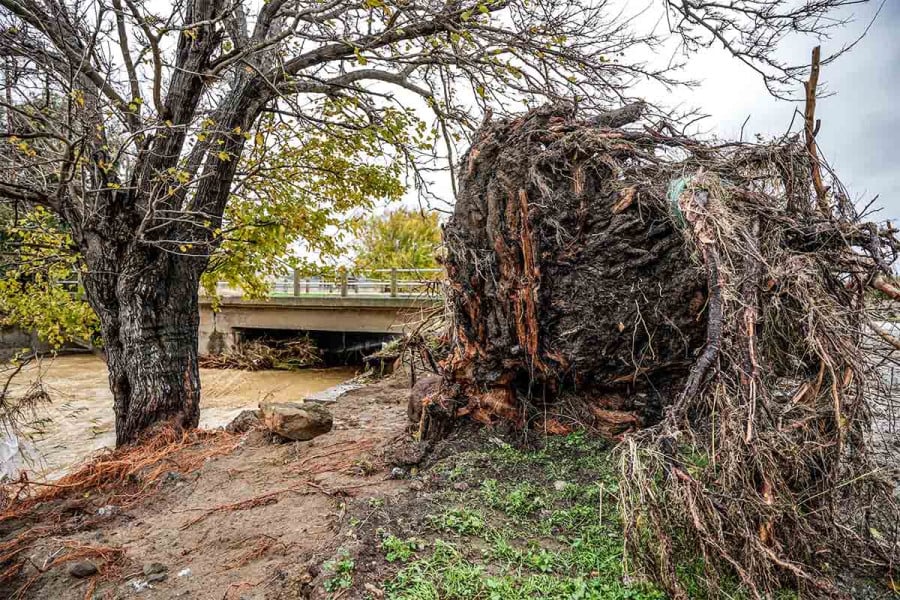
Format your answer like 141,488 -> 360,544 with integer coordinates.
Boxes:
198,310 -> 237,355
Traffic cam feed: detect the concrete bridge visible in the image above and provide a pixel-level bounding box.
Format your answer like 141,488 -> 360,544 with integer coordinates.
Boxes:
198,269 -> 444,357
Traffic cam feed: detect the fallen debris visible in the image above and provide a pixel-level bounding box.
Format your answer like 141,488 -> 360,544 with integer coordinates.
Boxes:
426,102 -> 899,597
199,338 -> 323,371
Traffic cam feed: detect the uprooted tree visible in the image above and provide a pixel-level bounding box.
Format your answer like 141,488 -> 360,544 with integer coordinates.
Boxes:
422,100 -> 900,595
0,0 -> 868,444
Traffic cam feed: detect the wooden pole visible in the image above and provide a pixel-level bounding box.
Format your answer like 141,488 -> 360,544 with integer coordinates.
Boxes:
390,268 -> 398,297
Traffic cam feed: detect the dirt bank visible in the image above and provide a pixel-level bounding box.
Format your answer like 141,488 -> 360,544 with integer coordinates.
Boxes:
1,375 -> 409,600
2,374 -> 895,600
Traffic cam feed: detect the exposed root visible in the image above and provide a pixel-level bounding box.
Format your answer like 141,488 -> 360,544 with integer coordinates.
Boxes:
435,103 -> 900,597
620,168 -> 900,598
220,535 -> 291,572
0,425 -> 238,593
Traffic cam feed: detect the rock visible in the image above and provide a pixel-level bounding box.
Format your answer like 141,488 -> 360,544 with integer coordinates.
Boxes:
409,480 -> 425,491
225,409 -> 262,434
389,467 -> 405,479
452,482 -> 470,492
177,568 -> 192,578
97,504 -> 117,517
408,375 -> 441,425
553,480 -> 568,492
147,572 -> 167,583
68,560 -> 98,578
259,402 -> 333,441
143,562 -> 167,576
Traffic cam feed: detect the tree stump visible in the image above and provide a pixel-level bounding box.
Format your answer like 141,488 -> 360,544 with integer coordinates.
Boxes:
426,105 -> 707,438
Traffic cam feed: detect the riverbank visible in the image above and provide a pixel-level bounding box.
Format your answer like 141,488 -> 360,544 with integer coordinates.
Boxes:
2,374 -> 672,600
1,375 -> 895,599
4,355 -> 357,481
0,375 -> 411,599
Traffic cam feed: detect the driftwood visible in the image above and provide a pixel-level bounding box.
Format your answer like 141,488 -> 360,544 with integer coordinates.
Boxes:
423,102 -> 899,597
199,338 -> 322,371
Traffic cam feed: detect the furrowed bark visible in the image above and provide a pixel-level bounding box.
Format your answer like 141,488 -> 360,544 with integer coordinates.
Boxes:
81,238 -> 205,446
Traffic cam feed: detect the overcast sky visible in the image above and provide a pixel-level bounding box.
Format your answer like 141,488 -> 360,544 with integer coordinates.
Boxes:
672,0 -> 899,220
400,1 -> 899,222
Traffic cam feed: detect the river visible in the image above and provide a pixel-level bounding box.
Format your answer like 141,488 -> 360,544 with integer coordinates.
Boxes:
4,355 -> 358,481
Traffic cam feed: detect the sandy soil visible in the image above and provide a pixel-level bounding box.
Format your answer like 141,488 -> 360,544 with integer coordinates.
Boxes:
5,375 -> 413,600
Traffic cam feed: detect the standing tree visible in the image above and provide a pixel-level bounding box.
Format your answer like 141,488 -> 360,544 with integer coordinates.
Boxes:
354,208 -> 441,277
0,0 -> 866,444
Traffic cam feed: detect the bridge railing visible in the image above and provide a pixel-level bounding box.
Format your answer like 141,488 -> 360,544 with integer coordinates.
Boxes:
212,268 -> 444,299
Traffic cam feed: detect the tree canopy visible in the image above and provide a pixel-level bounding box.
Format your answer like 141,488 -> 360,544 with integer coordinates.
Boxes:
0,206 -> 98,348
353,208 -> 441,277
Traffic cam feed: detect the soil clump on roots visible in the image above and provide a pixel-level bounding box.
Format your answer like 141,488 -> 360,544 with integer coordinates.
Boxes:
425,103 -> 900,597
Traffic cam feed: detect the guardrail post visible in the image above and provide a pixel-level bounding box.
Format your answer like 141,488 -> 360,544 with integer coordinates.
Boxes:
292,269 -> 301,296
340,270 -> 348,297
390,268 -> 398,297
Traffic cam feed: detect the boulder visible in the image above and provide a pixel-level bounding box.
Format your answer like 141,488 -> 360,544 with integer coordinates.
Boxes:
68,560 -> 98,578
260,401 -> 333,441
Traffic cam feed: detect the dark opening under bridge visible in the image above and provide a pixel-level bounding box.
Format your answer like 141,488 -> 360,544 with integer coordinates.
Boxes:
199,269 -> 443,357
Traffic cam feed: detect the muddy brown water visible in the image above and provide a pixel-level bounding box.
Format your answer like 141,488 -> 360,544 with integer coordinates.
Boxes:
5,355 -> 357,481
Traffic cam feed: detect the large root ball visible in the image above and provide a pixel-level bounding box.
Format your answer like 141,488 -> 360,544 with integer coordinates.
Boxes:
431,105 -> 707,436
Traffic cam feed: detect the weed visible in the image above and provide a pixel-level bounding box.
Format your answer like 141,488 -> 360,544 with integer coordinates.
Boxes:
323,549 -> 354,592
480,479 -> 546,518
381,534 -> 422,563
502,482 -> 546,517
430,507 -> 485,535
524,547 -> 557,573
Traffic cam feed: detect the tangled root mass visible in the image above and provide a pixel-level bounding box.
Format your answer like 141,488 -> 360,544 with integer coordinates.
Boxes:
427,103 -> 899,597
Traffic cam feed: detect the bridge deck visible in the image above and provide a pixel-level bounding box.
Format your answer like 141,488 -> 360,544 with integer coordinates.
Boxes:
198,293 -> 442,353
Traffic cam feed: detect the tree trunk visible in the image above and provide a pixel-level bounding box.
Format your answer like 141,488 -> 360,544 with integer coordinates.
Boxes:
67,82 -> 261,446
81,240 -> 204,446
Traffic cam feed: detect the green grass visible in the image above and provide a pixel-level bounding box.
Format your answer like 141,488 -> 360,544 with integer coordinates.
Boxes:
378,432 -> 668,600
323,549 -> 355,592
